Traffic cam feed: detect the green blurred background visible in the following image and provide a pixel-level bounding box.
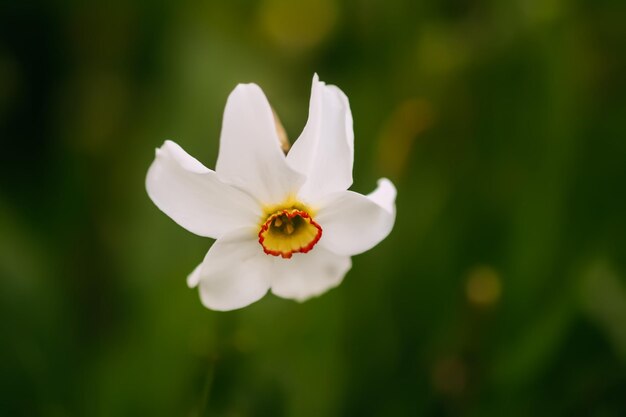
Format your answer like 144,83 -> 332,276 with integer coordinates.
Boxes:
1,0 -> 626,416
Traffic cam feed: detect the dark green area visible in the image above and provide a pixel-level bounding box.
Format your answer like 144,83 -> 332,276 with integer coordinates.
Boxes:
1,0 -> 625,416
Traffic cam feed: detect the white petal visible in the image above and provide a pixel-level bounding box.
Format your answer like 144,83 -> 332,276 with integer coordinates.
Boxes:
216,83 -> 304,204
315,178 -> 397,256
269,246 -> 352,302
187,263 -> 203,288
146,141 -> 260,238
287,74 -> 354,202
196,228 -> 271,311
366,177 -> 397,213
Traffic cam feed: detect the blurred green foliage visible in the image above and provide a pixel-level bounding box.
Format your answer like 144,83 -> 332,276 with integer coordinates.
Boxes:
1,0 -> 626,416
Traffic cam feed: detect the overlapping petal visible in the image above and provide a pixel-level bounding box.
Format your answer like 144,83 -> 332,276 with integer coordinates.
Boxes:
269,245 -> 351,302
195,228 -> 271,311
192,228 -> 352,309
146,140 -> 260,239
287,74 -> 354,203
315,178 -> 397,257
216,83 -> 304,204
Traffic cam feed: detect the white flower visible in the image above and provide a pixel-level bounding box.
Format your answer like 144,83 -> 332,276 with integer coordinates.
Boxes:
146,74 -> 396,311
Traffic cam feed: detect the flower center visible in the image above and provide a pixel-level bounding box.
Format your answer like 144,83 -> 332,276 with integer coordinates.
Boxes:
258,208 -> 322,259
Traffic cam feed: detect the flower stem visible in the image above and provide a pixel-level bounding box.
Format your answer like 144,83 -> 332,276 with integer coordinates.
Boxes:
194,355 -> 217,417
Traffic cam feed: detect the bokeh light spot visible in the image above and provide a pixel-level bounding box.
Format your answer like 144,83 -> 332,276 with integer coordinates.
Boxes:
259,0 -> 338,52
376,98 -> 435,178
465,265 -> 502,308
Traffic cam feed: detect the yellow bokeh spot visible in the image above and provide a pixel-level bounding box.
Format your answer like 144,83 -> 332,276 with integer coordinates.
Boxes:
465,265 -> 502,307
259,0 -> 338,51
376,98 -> 435,178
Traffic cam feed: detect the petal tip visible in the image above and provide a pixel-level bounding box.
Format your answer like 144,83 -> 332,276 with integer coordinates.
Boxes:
187,263 -> 203,288
371,178 -> 397,216
377,177 -> 397,195
199,283 -> 269,312
232,82 -> 262,96
155,140 -> 181,158
312,73 -> 325,88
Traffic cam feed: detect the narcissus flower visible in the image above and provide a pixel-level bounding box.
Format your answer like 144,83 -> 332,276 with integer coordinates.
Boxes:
146,75 -> 396,311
